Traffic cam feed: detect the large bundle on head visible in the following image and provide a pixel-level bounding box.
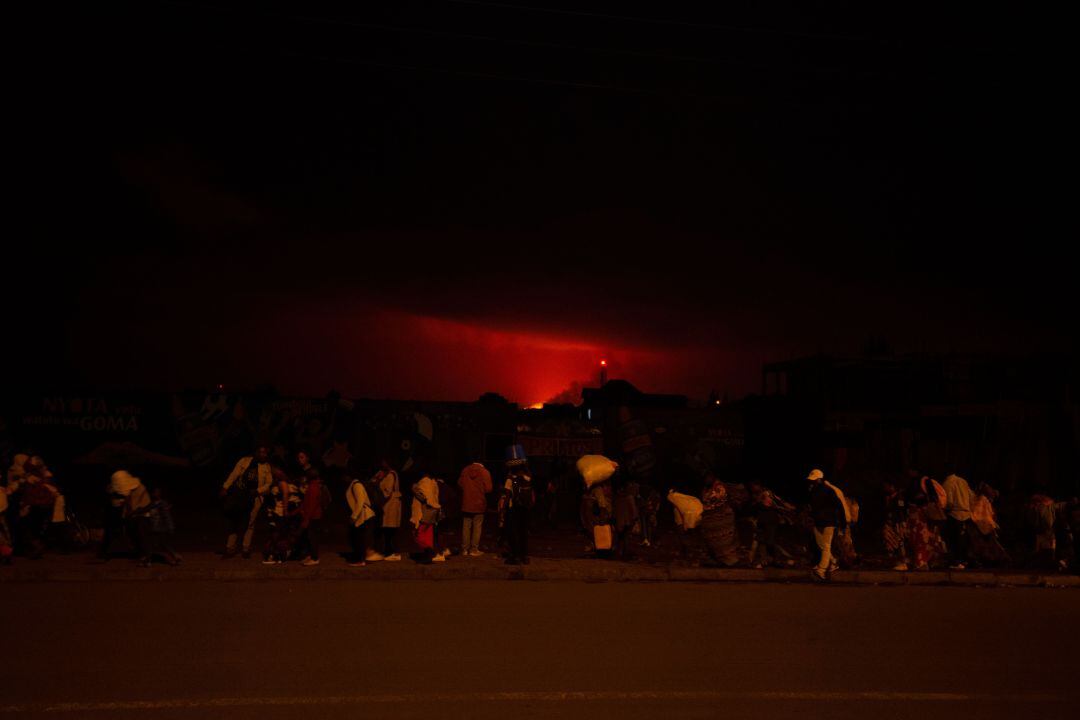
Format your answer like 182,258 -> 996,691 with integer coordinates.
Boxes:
109,470 -> 141,496
577,455 -> 617,489
668,491 -> 704,529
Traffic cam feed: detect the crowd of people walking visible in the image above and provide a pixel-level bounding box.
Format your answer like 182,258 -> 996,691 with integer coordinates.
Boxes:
3,446 -> 1079,578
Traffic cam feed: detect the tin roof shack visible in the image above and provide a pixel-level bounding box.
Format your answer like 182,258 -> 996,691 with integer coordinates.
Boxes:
752,354 -> 1080,503
580,380 -> 745,489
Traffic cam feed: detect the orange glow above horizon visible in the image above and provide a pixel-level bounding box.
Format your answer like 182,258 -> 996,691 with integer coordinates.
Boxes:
126,299 -> 744,404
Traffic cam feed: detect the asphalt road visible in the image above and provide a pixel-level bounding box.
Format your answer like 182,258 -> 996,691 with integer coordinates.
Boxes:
2,581 -> 1077,719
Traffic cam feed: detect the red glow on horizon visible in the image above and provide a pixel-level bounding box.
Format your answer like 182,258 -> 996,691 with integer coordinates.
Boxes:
80,295 -> 747,403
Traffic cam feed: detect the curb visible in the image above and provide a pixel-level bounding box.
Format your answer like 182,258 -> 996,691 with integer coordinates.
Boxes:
2,560 -> 1078,587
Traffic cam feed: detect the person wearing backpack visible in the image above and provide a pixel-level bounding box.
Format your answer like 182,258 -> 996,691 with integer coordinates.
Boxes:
345,472 -> 383,566
296,467 -> 329,566
375,459 -> 403,561
503,445 -> 535,565
410,473 -> 443,564
805,468 -> 846,582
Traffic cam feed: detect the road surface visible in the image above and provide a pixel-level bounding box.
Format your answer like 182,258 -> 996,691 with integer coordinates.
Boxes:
3,581 -> 1077,719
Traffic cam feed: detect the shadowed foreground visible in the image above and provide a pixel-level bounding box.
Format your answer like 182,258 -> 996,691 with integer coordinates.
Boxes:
3,581 -> 1077,719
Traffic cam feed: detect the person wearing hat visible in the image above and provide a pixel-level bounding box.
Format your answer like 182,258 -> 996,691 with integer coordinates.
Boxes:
805,468 -> 846,582
502,445 -> 535,565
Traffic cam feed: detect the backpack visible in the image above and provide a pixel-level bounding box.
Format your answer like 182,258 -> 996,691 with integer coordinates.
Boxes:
366,479 -> 385,510
509,476 -> 535,509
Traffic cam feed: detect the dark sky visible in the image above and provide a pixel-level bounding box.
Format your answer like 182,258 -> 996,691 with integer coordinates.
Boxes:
11,1 -> 1069,404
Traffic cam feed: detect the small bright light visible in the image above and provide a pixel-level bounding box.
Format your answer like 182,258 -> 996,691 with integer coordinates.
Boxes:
600,359 -> 607,366
527,402 -> 544,409
715,399 -> 721,405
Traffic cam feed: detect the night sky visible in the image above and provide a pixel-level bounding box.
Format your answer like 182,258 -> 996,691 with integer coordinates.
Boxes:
11,1 -> 1069,404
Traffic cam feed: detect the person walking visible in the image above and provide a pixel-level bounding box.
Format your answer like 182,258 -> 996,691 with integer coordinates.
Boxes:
263,462 -> 301,564
612,478 -> 640,560
17,458 -> 58,559
905,476 -> 947,570
457,461 -> 492,556
410,473 -> 443,564
913,471 -> 949,553
805,469 -> 846,582
135,486 -> 181,566
968,483 -> 1009,567
345,471 -> 382,566
701,475 -> 739,567
882,480 -> 910,571
503,445 -> 535,565
375,460 -> 403,561
942,473 -> 974,570
296,467 -> 328,566
667,487 -> 704,562
0,478 -> 13,564
747,482 -> 791,568
1025,492 -> 1073,570
639,486 -> 660,548
121,471 -> 151,565
4,455 -> 27,561
219,446 -> 273,559
433,477 -> 454,559
100,469 -> 139,560
584,475 -> 614,558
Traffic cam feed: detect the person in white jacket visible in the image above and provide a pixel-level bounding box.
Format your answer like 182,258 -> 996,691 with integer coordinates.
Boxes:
410,475 -> 444,563
219,446 -> 274,558
345,470 -> 383,566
